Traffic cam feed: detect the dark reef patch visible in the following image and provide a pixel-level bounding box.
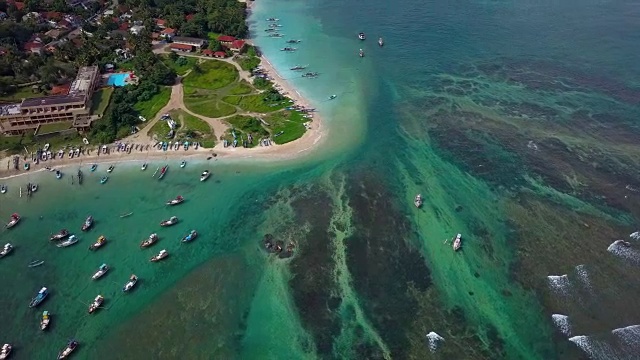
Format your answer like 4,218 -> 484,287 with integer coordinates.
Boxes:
344,166 -> 431,357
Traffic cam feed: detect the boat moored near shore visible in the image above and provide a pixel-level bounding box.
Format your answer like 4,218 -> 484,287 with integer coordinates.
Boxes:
0,344 -> 12,360
182,230 -> 198,243
140,233 -> 159,248
453,234 -> 462,251
414,194 -> 423,208
89,236 -> 106,251
0,243 -> 13,258
82,216 -> 93,231
150,249 -> 169,262
29,287 -> 49,308
160,216 -> 178,227
56,235 -> 78,248
6,213 -> 20,229
200,170 -> 211,182
88,295 -> 104,313
91,264 -> 109,280
166,195 -> 184,206
50,229 -> 69,241
122,274 -> 138,292
56,339 -> 78,359
40,311 -> 51,331
358,32 -> 366,40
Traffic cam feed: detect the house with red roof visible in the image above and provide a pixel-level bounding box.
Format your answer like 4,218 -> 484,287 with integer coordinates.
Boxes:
50,83 -> 71,96
161,28 -> 176,39
14,2 -> 26,11
213,51 -> 227,58
24,41 -> 44,55
230,40 -> 246,52
156,19 -> 166,28
170,43 -> 193,52
218,35 -> 235,47
202,49 -> 214,57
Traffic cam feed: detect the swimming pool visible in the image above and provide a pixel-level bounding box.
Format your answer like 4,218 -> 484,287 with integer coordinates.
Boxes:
106,73 -> 130,86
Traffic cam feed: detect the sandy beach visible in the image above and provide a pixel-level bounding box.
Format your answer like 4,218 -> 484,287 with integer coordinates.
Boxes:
0,53 -> 327,180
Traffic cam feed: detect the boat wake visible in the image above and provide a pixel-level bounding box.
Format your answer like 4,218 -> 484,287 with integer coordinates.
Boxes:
607,240 -> 640,266
552,314 -> 572,337
425,331 -> 444,353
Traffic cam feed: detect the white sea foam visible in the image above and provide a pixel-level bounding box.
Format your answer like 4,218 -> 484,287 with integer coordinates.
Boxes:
425,331 -> 444,353
547,274 -> 571,296
607,240 -> 640,265
630,231 -> 640,241
574,264 -> 592,292
612,324 -> 640,347
552,314 -> 572,336
568,335 -> 615,360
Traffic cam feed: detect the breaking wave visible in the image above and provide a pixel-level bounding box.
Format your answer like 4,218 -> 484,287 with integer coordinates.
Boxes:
612,325 -> 640,348
552,314 -> 572,336
574,264 -> 592,292
630,231 -> 640,241
547,274 -> 571,296
607,240 -> 640,265
425,331 -> 444,353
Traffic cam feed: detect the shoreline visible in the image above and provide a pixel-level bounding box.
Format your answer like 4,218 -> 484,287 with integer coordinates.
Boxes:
0,26 -> 328,180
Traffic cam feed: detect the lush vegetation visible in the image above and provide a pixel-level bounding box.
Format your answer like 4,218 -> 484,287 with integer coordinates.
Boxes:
222,115 -> 269,148
183,61 -> 238,90
120,0 -> 249,39
90,88 -> 114,116
222,89 -> 289,113
264,110 -> 308,145
227,81 -> 253,95
170,109 -> 216,148
134,86 -> 171,121
236,46 -> 261,71
162,53 -> 197,76
183,87 -> 236,118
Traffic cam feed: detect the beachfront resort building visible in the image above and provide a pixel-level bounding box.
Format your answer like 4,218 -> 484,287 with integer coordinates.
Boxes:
0,66 -> 100,135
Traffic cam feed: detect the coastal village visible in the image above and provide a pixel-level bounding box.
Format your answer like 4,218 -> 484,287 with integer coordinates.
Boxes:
0,0 -> 316,176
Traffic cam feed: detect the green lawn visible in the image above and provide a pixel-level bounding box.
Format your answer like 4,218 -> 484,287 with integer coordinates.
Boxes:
90,88 -> 114,116
207,32 -> 221,41
222,93 -> 289,113
37,121 -> 72,134
183,60 -> 238,90
221,115 -> 269,148
148,117 -> 173,141
169,109 -> 216,148
183,87 -> 236,118
264,110 -> 308,144
0,131 -> 84,154
227,81 -> 254,95
236,56 -> 261,71
134,86 -> 171,121
161,55 -> 197,76
0,86 -> 45,103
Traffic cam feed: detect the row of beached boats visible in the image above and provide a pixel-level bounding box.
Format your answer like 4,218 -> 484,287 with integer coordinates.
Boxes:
414,194 -> 463,251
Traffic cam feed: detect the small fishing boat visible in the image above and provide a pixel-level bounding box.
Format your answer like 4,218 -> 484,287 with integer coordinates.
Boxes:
88,295 -> 104,314
180,160 -> 186,168
107,165 -> 114,173
90,164 -> 97,172
29,287 -> 49,308
182,230 -> 198,243
82,216 -> 93,231
158,165 -> 168,180
24,163 -> 30,170
378,37 -> 384,46
28,260 -> 44,268
160,216 -> 178,227
280,47 -> 297,52
40,311 -> 51,331
141,163 -> 148,171
91,264 -> 109,280
166,195 -> 184,206
359,48 -> 364,57
286,39 -> 301,44
266,17 -> 279,21
56,235 -> 78,248
56,339 -> 78,359
31,183 -> 37,192
150,249 -> 169,262
0,185 -> 6,194
302,72 -> 319,78
200,170 -> 211,182
140,233 -> 159,248
50,229 -> 70,241
290,64 -> 307,71
452,233 -> 462,251
6,213 -> 20,229
55,170 -> 62,179
328,94 -> 337,100
100,176 -> 108,184
122,274 -> 138,292
414,194 -> 423,208
0,243 -> 13,258
1,344 -> 11,360
89,236 -> 106,251
358,32 -> 366,40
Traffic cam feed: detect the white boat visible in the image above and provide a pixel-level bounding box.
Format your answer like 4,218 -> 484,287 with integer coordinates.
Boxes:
359,48 -> 364,57
200,170 -> 211,182
57,235 -> 78,248
358,32 -> 365,40
150,249 -> 168,262
453,234 -> 462,251
414,194 -> 423,208
107,165 -> 114,173
31,184 -> 37,192
83,138 -> 89,145
141,163 -> 148,171
180,160 -> 186,168
378,37 -> 384,46
43,143 -> 50,151
0,185 -> 6,194
88,295 -> 104,313
0,243 -> 13,258
0,344 -> 12,360
40,310 -> 51,331
122,274 -> 138,292
91,264 -> 109,280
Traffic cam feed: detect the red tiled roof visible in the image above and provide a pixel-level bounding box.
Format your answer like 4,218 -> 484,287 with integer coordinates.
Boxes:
218,35 -> 235,42
57,19 -> 72,28
51,83 -> 71,95
214,51 -> 226,57
231,40 -> 245,49
202,49 -> 214,56
156,19 -> 166,26
162,28 -> 176,35
119,22 -> 129,31
24,41 -> 44,51
14,2 -> 25,10
170,43 -> 193,50
43,11 -> 63,20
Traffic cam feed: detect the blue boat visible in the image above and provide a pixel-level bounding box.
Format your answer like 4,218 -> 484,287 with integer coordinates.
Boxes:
100,176 -> 108,184
181,230 -> 198,243
55,170 -> 62,179
29,287 -> 49,308
90,164 -> 97,172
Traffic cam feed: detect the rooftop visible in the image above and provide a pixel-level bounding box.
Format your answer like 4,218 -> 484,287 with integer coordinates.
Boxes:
172,36 -> 206,45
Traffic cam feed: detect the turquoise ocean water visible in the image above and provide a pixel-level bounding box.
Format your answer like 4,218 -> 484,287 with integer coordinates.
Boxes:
2,0 -> 640,358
